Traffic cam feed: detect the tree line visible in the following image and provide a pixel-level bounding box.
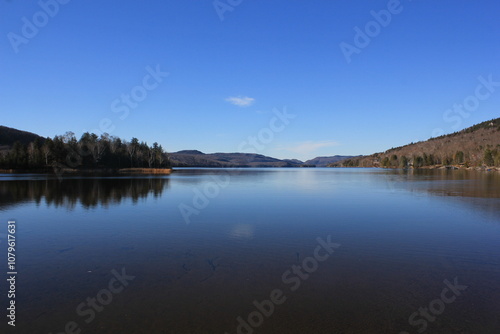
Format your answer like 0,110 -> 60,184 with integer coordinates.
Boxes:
0,131 -> 170,170
380,147 -> 500,168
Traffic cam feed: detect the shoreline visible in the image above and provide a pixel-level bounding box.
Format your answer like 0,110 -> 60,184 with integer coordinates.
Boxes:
332,165 -> 500,172
384,165 -> 500,172
0,167 -> 173,175
1,165 -> 499,175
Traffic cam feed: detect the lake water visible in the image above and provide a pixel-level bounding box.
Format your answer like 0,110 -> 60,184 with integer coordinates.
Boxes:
1,168 -> 500,334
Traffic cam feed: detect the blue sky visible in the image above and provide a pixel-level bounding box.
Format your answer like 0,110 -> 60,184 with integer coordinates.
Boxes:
1,0 -> 499,161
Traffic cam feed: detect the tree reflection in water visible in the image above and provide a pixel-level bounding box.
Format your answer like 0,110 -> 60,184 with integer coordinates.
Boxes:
0,177 -> 170,210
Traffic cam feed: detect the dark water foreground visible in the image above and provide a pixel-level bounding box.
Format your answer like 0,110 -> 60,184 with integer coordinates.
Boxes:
0,168 -> 499,334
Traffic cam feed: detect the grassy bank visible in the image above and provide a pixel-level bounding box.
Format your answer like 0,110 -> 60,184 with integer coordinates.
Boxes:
117,168 -> 172,174
0,168 -> 173,175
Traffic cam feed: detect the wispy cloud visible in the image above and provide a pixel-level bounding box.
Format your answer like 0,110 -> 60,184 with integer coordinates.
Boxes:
283,140 -> 339,154
225,96 -> 255,107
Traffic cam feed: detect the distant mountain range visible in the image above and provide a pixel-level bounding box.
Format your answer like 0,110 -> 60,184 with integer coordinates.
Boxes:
331,118 -> 500,168
169,150 -> 293,167
169,150 -> 354,168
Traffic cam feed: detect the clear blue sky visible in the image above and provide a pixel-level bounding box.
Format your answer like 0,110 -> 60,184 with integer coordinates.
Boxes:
1,0 -> 499,161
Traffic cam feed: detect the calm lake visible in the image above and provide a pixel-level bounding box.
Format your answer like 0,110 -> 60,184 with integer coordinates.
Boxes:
1,168 -> 500,334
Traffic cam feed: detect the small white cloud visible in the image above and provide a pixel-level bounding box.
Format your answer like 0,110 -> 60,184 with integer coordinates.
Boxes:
285,140 -> 339,154
225,96 -> 255,107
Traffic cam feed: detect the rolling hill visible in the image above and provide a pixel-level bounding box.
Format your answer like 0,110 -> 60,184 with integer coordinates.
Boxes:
0,125 -> 45,148
303,155 -> 358,167
169,150 -> 301,167
331,118 -> 500,168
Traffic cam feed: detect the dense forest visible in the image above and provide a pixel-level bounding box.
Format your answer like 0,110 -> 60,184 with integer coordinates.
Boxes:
332,118 -> 500,168
0,130 -> 170,170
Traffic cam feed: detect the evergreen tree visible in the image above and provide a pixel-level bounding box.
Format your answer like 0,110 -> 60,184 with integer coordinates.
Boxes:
484,148 -> 494,166
454,151 -> 464,164
399,156 -> 408,168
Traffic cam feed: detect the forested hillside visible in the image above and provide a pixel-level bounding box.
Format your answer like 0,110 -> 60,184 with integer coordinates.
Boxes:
303,155 -> 356,167
0,125 -> 45,147
169,150 -> 303,167
332,118 -> 500,168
